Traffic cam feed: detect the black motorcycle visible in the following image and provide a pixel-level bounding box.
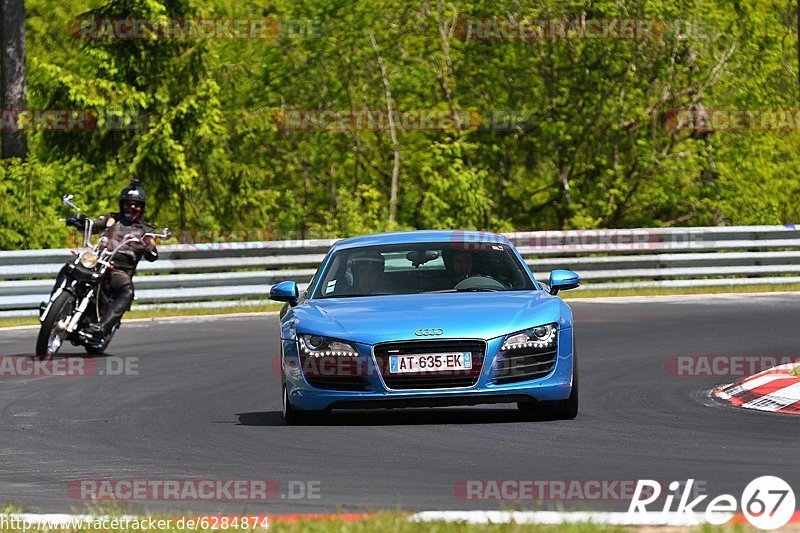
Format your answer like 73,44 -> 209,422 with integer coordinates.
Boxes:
36,194 -> 170,358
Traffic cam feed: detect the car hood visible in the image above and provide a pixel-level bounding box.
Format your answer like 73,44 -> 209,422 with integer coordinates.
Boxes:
292,291 -> 567,345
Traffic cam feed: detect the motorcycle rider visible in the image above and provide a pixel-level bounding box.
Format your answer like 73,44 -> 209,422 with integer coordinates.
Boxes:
64,180 -> 158,340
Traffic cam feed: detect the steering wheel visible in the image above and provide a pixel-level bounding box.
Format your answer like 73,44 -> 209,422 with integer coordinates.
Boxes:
453,275 -> 509,291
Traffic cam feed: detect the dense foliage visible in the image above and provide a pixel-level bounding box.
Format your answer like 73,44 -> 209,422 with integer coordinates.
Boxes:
2,0 -> 799,248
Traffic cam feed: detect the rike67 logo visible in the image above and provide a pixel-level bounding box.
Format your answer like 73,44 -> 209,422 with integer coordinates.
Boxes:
629,476 -> 795,530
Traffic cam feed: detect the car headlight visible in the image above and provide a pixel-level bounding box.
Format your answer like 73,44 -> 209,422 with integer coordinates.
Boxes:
80,251 -> 98,269
299,334 -> 359,357
500,323 -> 558,352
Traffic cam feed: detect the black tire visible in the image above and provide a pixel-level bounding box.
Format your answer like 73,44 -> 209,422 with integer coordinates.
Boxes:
518,348 -> 579,420
545,364 -> 579,420
35,292 -> 76,358
282,383 -> 326,425
85,344 -> 105,356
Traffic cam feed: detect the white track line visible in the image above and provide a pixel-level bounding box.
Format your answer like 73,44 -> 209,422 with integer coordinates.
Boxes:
6,511 -> 731,528
409,510 -> 730,526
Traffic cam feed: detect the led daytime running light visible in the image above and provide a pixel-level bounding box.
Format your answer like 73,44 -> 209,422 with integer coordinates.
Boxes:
501,324 -> 557,351
299,335 -> 359,357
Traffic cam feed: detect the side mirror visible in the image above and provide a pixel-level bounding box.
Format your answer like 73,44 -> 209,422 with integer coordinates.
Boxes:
548,269 -> 580,295
270,280 -> 299,305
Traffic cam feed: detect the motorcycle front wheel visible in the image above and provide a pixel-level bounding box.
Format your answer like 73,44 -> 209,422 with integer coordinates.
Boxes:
35,292 -> 76,358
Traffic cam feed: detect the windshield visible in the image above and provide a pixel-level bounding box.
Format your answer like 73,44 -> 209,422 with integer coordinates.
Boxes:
311,242 -> 536,298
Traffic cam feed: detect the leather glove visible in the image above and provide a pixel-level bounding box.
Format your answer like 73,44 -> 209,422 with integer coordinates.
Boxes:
66,214 -> 88,229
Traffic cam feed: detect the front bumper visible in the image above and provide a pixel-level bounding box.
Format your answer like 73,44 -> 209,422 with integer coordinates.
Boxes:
281,327 -> 574,412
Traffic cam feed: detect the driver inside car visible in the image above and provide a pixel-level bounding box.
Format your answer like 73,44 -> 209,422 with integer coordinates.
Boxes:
349,252 -> 385,293
452,252 -> 473,281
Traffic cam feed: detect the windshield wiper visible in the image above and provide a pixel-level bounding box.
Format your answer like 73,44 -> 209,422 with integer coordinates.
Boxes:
419,288 -> 501,294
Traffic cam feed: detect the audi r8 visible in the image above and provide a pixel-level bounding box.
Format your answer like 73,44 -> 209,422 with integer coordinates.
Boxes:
270,230 -> 580,424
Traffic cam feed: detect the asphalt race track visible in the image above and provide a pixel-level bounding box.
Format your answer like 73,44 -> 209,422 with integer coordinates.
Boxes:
1,293 -> 799,515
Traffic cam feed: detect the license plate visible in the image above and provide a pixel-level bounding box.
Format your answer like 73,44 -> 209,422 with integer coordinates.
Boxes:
389,352 -> 472,374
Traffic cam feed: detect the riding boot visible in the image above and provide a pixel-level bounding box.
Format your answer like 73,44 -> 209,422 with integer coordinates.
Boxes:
96,292 -> 133,335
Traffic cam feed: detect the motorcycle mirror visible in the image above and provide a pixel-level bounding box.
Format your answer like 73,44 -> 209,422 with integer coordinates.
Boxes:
62,194 -> 80,212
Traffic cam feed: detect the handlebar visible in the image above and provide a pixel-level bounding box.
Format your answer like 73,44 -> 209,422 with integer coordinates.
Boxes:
144,230 -> 172,240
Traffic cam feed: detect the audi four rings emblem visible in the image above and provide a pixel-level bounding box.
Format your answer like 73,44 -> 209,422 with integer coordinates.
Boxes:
415,328 -> 443,336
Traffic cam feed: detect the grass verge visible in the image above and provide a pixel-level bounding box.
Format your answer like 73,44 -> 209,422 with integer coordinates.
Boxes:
0,511 -> 762,533
0,303 -> 283,329
564,283 -> 800,299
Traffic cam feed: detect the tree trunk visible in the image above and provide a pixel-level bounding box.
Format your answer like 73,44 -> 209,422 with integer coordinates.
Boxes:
0,0 -> 28,160
369,31 -> 400,225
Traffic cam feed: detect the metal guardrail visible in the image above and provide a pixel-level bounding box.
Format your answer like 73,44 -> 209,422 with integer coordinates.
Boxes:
1,225 -> 799,316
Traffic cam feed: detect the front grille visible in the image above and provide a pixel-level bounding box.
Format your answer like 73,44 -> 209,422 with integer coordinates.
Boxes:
374,340 -> 485,390
304,375 -> 370,391
300,355 -> 371,391
492,348 -> 557,384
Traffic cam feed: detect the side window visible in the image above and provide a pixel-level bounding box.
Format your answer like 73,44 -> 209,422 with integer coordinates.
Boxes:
318,254 -> 344,295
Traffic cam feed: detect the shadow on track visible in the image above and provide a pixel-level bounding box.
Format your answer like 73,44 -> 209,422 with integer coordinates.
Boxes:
236,408 -> 566,426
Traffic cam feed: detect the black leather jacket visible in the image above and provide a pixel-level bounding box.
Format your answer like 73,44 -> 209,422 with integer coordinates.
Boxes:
89,213 -> 158,273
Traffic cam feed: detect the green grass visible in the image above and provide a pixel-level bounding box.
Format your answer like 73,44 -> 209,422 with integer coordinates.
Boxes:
0,303 -> 283,329
123,303 -> 283,319
0,511 -> 760,533
792,365 -> 800,377
269,514 -> 627,533
563,282 -> 800,299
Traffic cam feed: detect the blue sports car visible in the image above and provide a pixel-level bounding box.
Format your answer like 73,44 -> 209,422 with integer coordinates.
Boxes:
269,230 -> 580,424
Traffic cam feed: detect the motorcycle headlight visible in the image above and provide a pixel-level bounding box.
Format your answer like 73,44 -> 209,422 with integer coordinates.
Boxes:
80,251 -> 98,269
299,334 -> 359,357
501,323 -> 558,352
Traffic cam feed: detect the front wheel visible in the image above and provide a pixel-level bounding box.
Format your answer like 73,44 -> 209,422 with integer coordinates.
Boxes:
35,292 -> 75,358
282,383 -> 326,425
518,348 -> 579,420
